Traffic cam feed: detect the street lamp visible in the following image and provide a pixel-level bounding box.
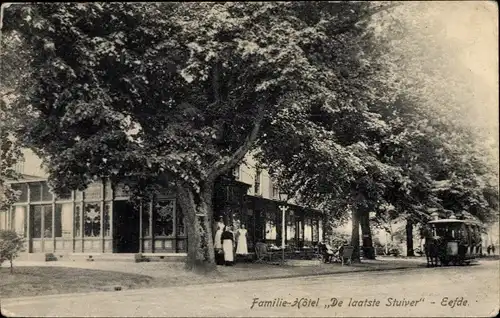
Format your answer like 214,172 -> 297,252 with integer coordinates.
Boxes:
278,190 -> 289,265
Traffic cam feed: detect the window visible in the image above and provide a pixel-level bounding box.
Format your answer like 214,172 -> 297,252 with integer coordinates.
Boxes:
29,183 -> 42,202
31,206 -> 42,238
142,203 -> 150,237
41,182 -> 53,202
83,202 -> 101,237
232,165 -> 240,180
55,203 -> 73,238
43,206 -> 52,237
254,169 -> 261,195
30,205 -> 52,238
75,205 -> 81,237
155,199 -> 174,237
13,206 -> 27,237
103,203 -> 111,237
176,205 -> 185,236
11,183 -> 28,202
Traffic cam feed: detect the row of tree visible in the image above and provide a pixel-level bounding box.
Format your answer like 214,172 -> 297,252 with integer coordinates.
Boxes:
1,2 -> 498,267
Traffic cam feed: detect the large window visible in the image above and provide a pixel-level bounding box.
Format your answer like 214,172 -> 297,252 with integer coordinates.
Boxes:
154,199 -> 174,237
84,203 -> 101,237
55,203 -> 73,238
13,206 -> 27,237
30,205 -> 52,238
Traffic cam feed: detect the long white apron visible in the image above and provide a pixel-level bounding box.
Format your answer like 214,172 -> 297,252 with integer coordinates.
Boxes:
222,239 -> 234,262
214,229 -> 223,249
236,229 -> 248,255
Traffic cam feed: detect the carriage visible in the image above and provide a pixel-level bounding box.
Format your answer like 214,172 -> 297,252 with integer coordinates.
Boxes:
424,218 -> 483,267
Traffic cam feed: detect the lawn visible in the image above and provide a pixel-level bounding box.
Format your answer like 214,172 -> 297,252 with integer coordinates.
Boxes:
0,259 -> 420,299
0,266 -> 154,299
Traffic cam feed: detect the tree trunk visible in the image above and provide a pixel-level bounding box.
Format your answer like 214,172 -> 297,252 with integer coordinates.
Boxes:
351,208 -> 361,262
176,184 -> 216,272
360,210 -> 375,259
406,220 -> 415,257
10,258 -> 13,274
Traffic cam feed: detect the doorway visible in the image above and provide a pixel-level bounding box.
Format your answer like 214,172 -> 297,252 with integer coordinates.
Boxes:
113,201 -> 140,253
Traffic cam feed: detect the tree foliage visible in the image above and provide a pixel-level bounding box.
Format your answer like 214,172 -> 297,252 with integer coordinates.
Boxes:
0,229 -> 25,274
2,2 -> 404,267
2,2 -> 497,266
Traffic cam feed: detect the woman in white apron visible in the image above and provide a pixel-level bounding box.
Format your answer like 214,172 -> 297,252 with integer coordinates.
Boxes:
221,226 -> 235,266
214,217 -> 225,265
214,218 -> 224,250
236,224 -> 248,255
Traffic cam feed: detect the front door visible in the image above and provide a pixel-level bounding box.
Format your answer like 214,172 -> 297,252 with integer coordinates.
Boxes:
113,201 -> 140,253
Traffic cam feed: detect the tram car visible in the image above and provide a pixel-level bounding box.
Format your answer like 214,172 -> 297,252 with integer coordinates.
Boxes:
424,218 -> 483,267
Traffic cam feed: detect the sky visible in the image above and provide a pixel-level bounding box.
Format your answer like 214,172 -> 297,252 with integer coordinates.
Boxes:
389,1 -> 499,169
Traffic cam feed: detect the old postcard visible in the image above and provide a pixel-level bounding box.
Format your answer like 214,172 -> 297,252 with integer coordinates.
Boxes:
0,1 -> 498,317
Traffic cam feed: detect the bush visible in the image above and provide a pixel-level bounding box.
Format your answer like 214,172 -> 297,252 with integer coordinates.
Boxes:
0,230 -> 25,273
386,242 -> 402,257
327,232 -> 350,248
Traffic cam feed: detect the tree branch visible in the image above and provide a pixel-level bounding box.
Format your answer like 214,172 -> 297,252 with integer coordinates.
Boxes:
206,103 -> 266,183
0,89 -> 15,98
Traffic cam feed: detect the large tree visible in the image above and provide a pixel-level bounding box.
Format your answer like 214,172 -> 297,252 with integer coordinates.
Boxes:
0,20 -> 26,210
3,2 -> 400,268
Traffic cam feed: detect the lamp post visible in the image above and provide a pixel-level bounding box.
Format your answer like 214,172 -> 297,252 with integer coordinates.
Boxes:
278,190 -> 289,266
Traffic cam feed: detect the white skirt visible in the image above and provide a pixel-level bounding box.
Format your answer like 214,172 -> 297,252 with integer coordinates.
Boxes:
222,239 -> 234,262
236,236 -> 248,255
214,230 -> 223,249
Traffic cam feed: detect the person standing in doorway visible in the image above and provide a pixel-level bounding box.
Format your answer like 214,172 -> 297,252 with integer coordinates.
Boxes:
236,224 -> 249,256
221,225 -> 235,266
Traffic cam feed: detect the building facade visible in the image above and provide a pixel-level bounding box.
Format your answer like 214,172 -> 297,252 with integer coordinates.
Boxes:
1,149 -> 324,255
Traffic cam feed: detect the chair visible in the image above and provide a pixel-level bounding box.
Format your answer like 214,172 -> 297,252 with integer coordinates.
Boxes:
317,243 -> 334,263
254,242 -> 273,263
341,246 -> 354,266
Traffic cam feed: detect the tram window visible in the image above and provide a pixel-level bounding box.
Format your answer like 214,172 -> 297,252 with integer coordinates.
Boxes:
472,226 -> 479,243
435,226 -> 454,238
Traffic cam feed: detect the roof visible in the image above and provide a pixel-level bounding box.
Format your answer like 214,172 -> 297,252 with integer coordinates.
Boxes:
428,219 -> 483,226
4,174 -> 48,183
